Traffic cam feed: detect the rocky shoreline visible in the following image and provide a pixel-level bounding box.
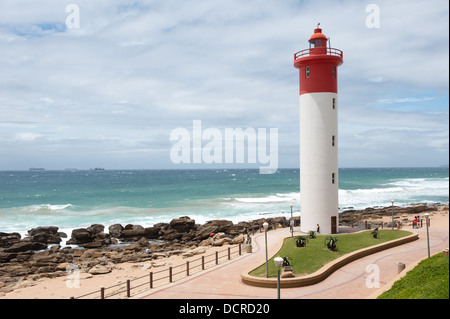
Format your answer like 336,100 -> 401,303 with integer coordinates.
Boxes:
0,215 -> 288,290
0,203 -> 447,291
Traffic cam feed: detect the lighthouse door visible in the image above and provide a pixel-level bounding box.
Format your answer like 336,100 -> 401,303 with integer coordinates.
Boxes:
331,216 -> 337,234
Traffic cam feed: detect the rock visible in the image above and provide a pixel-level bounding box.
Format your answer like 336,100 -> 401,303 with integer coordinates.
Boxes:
67,225 -> 111,248
169,216 -> 196,233
0,232 -> 21,248
194,225 -> 218,240
5,241 -> 47,253
152,252 -> 167,259
203,220 -> 233,233
151,261 -> 167,267
191,247 -> 206,255
144,226 -> 161,239
232,234 -> 245,244
88,265 -> 111,275
125,243 -> 141,252
87,224 -> 105,234
226,225 -> 246,236
108,224 -> 124,238
160,229 -> 183,241
213,238 -> 226,246
199,238 -> 214,246
27,226 -> 61,244
213,232 -> 226,239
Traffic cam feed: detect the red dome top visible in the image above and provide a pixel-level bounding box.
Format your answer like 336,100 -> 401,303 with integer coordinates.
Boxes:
309,27 -> 327,41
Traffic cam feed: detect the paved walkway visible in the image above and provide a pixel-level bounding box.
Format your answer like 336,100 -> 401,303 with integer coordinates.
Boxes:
135,225 -> 449,299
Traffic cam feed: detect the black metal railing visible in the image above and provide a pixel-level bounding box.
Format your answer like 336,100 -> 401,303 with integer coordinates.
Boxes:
294,47 -> 343,60
71,244 -> 243,299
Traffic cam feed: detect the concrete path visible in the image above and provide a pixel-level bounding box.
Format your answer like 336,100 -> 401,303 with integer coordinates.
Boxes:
135,225 -> 449,299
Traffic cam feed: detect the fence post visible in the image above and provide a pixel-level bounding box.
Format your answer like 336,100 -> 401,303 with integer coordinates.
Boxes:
202,256 -> 205,270
239,243 -> 241,255
127,279 -> 131,298
186,261 -> 190,276
169,266 -> 173,283
228,247 -> 231,260
100,287 -> 105,299
149,272 -> 153,289
215,251 -> 218,265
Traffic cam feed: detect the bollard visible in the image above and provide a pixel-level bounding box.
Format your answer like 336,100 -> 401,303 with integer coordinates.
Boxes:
149,272 -> 153,289
398,262 -> 406,274
186,261 -> 190,276
215,251 -> 219,265
202,256 -> 205,270
100,287 -> 105,299
169,266 -> 173,283
126,279 -> 131,298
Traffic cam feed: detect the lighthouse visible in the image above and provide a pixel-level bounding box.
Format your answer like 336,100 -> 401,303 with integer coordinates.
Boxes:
294,24 -> 343,234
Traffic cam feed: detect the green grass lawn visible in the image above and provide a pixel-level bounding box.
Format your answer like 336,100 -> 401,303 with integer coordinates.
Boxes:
377,253 -> 449,299
249,229 -> 411,278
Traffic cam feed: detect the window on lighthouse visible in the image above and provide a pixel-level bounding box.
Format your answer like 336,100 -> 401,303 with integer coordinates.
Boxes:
306,66 -> 310,78
332,173 -> 335,184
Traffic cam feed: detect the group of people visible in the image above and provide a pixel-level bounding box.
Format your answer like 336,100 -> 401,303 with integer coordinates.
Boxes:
412,215 -> 422,228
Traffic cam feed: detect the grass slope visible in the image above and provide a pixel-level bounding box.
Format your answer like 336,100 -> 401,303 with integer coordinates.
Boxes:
377,253 -> 449,299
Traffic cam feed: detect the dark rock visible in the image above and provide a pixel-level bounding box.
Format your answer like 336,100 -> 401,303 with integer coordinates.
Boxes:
203,220 -> 233,233
226,225 -> 246,236
108,224 -> 124,238
144,226 -> 161,239
169,216 -> 196,233
87,224 -> 105,234
194,225 -> 218,240
0,232 -> 21,248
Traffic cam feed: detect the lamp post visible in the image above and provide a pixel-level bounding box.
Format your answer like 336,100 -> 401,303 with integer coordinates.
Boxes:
391,200 -> 395,230
424,213 -> 430,258
263,222 -> 269,278
290,204 -> 294,237
274,257 -> 284,299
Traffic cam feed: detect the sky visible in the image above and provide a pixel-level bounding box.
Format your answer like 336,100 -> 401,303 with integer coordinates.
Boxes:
0,0 -> 448,170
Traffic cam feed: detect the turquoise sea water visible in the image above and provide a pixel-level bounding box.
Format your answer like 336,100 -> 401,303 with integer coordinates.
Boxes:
0,168 -> 448,237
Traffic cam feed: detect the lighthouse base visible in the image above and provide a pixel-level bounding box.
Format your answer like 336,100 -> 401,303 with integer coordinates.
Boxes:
300,214 -> 338,235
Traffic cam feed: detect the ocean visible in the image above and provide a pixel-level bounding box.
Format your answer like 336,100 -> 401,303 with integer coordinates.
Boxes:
0,168 -> 448,239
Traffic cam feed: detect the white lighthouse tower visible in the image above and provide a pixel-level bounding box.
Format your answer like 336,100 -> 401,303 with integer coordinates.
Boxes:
294,24 -> 343,234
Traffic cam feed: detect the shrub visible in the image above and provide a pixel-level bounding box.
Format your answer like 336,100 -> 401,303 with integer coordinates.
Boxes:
371,228 -> 379,239
325,236 -> 338,251
308,230 -> 316,239
295,235 -> 309,247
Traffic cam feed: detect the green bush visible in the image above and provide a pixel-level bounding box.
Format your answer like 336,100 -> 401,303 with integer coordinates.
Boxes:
371,227 -> 379,239
325,235 -> 338,251
308,230 -> 316,239
295,235 -> 309,247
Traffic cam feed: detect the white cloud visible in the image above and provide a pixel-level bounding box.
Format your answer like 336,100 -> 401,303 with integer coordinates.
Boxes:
0,0 -> 448,169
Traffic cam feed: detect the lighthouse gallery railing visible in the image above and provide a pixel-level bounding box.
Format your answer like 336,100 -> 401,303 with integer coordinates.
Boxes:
294,47 -> 343,60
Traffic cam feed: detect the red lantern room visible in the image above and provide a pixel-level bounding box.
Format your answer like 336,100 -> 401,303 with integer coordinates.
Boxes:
294,24 -> 343,95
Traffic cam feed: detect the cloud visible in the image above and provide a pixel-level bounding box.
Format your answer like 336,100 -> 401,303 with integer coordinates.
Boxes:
377,97 -> 435,104
0,0 -> 448,169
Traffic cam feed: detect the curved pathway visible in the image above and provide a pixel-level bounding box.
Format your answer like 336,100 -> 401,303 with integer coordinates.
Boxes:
136,224 -> 449,299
